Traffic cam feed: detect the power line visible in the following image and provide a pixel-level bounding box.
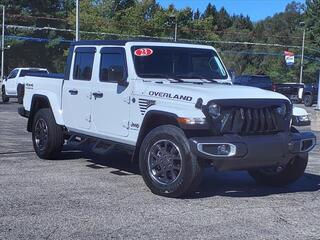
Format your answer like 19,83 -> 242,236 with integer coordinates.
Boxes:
221,50 -> 320,62
4,24 -> 320,53
6,13 -> 68,22
5,34 -> 320,63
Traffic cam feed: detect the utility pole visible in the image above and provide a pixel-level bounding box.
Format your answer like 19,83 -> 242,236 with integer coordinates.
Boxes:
76,0 -> 79,41
317,70 -> 320,110
1,5 -> 5,82
169,15 -> 178,42
174,18 -> 177,42
299,22 -> 305,84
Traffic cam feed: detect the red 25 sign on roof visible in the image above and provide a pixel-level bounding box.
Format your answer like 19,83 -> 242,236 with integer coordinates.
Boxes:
134,48 -> 153,57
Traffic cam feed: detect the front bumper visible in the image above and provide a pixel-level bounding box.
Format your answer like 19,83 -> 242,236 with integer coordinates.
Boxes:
189,132 -> 316,171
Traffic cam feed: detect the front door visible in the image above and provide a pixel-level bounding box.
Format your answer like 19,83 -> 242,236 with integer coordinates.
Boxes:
91,47 -> 130,137
5,69 -> 19,95
62,47 -> 96,131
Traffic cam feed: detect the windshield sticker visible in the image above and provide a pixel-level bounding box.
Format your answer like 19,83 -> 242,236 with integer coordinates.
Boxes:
134,48 -> 153,57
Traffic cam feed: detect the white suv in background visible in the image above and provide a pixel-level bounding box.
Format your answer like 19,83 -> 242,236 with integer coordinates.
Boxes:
1,68 -> 48,103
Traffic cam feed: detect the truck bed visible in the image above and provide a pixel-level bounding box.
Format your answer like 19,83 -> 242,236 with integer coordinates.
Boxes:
23,75 -> 64,113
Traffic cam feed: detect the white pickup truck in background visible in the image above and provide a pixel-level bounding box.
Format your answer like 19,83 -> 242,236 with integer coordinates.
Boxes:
18,40 -> 315,197
1,68 -> 49,103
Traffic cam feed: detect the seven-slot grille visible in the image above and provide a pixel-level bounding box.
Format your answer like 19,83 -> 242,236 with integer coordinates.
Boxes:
220,106 -> 279,135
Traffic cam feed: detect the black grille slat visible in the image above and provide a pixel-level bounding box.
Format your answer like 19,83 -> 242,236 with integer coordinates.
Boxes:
252,109 -> 259,132
259,109 -> 266,132
270,110 -> 278,131
220,106 -> 280,135
265,108 -> 273,131
232,109 -> 244,133
245,109 -> 252,133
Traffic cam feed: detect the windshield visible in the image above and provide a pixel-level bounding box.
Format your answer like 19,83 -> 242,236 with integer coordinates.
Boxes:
132,46 -> 228,81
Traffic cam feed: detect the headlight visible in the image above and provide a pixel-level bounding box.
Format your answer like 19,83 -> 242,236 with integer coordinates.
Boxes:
292,114 -> 311,126
208,104 -> 221,119
276,103 -> 287,116
298,115 -> 310,122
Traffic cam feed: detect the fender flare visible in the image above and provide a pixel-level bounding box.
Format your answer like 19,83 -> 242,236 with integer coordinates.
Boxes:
131,110 -> 180,162
27,94 -> 63,132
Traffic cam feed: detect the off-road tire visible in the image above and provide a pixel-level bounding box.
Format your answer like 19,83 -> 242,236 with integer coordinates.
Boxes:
32,108 -> 64,159
248,153 -> 308,186
1,86 -> 9,103
139,125 -> 202,198
303,94 -> 313,107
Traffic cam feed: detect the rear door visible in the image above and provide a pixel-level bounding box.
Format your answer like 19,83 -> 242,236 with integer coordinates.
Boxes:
62,47 -> 96,131
91,47 -> 130,137
5,69 -> 19,95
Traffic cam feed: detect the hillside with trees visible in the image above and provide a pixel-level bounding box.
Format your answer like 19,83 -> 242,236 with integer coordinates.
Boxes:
0,0 -> 319,83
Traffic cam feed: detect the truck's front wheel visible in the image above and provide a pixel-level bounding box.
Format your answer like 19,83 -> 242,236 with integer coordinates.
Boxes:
32,108 -> 64,159
248,154 -> 308,186
139,125 -> 202,198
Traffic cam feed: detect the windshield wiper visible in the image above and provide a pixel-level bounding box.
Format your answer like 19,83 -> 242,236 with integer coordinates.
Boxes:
139,73 -> 184,83
175,74 -> 219,83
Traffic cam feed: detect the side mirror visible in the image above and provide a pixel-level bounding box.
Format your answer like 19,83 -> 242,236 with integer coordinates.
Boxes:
109,65 -> 128,86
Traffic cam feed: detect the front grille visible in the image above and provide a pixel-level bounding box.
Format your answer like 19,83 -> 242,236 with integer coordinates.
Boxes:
220,107 -> 279,135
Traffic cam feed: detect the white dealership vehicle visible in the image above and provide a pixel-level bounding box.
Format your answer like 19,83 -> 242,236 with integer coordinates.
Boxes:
1,68 -> 49,103
19,40 -> 316,197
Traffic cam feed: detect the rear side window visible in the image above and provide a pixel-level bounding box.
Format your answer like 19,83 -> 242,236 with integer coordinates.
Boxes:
20,70 -> 48,77
73,47 -> 96,80
99,48 -> 127,82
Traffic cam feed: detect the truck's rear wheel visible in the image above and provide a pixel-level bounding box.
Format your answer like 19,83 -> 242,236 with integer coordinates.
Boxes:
139,125 -> 202,198
1,86 -> 9,103
303,94 -> 313,107
248,154 -> 308,186
32,108 -> 64,159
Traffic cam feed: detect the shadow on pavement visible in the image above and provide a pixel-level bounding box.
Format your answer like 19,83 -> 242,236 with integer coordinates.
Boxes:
187,169 -> 320,199
58,148 -> 320,198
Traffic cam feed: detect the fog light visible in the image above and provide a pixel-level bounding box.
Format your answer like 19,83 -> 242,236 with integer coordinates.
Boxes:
217,144 -> 230,155
197,143 -> 237,157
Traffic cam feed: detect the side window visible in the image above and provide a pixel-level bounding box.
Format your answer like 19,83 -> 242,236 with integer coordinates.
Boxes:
99,48 -> 127,83
7,70 -> 18,79
73,48 -> 95,81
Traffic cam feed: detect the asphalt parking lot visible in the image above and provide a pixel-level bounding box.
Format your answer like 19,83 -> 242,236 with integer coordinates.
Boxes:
0,101 -> 319,240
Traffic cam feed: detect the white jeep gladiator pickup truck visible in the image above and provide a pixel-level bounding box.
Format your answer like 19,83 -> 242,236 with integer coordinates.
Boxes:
2,68 -> 49,104
18,40 -> 316,197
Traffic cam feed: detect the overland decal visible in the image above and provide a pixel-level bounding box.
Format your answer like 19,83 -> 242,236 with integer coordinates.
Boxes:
149,91 -> 193,102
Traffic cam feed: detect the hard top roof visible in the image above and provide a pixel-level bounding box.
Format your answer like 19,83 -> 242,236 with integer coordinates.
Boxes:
70,40 -> 212,48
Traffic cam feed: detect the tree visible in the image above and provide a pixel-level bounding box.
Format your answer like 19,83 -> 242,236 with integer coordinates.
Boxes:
305,0 -> 320,48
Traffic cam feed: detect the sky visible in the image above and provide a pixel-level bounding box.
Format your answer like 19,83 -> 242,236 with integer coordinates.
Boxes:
157,0 -> 306,22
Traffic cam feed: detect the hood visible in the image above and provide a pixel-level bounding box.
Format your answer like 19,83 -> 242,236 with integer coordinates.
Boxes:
138,81 -> 289,104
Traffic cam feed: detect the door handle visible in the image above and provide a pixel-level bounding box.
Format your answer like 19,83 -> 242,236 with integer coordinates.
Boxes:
69,89 -> 78,95
93,92 -> 103,99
